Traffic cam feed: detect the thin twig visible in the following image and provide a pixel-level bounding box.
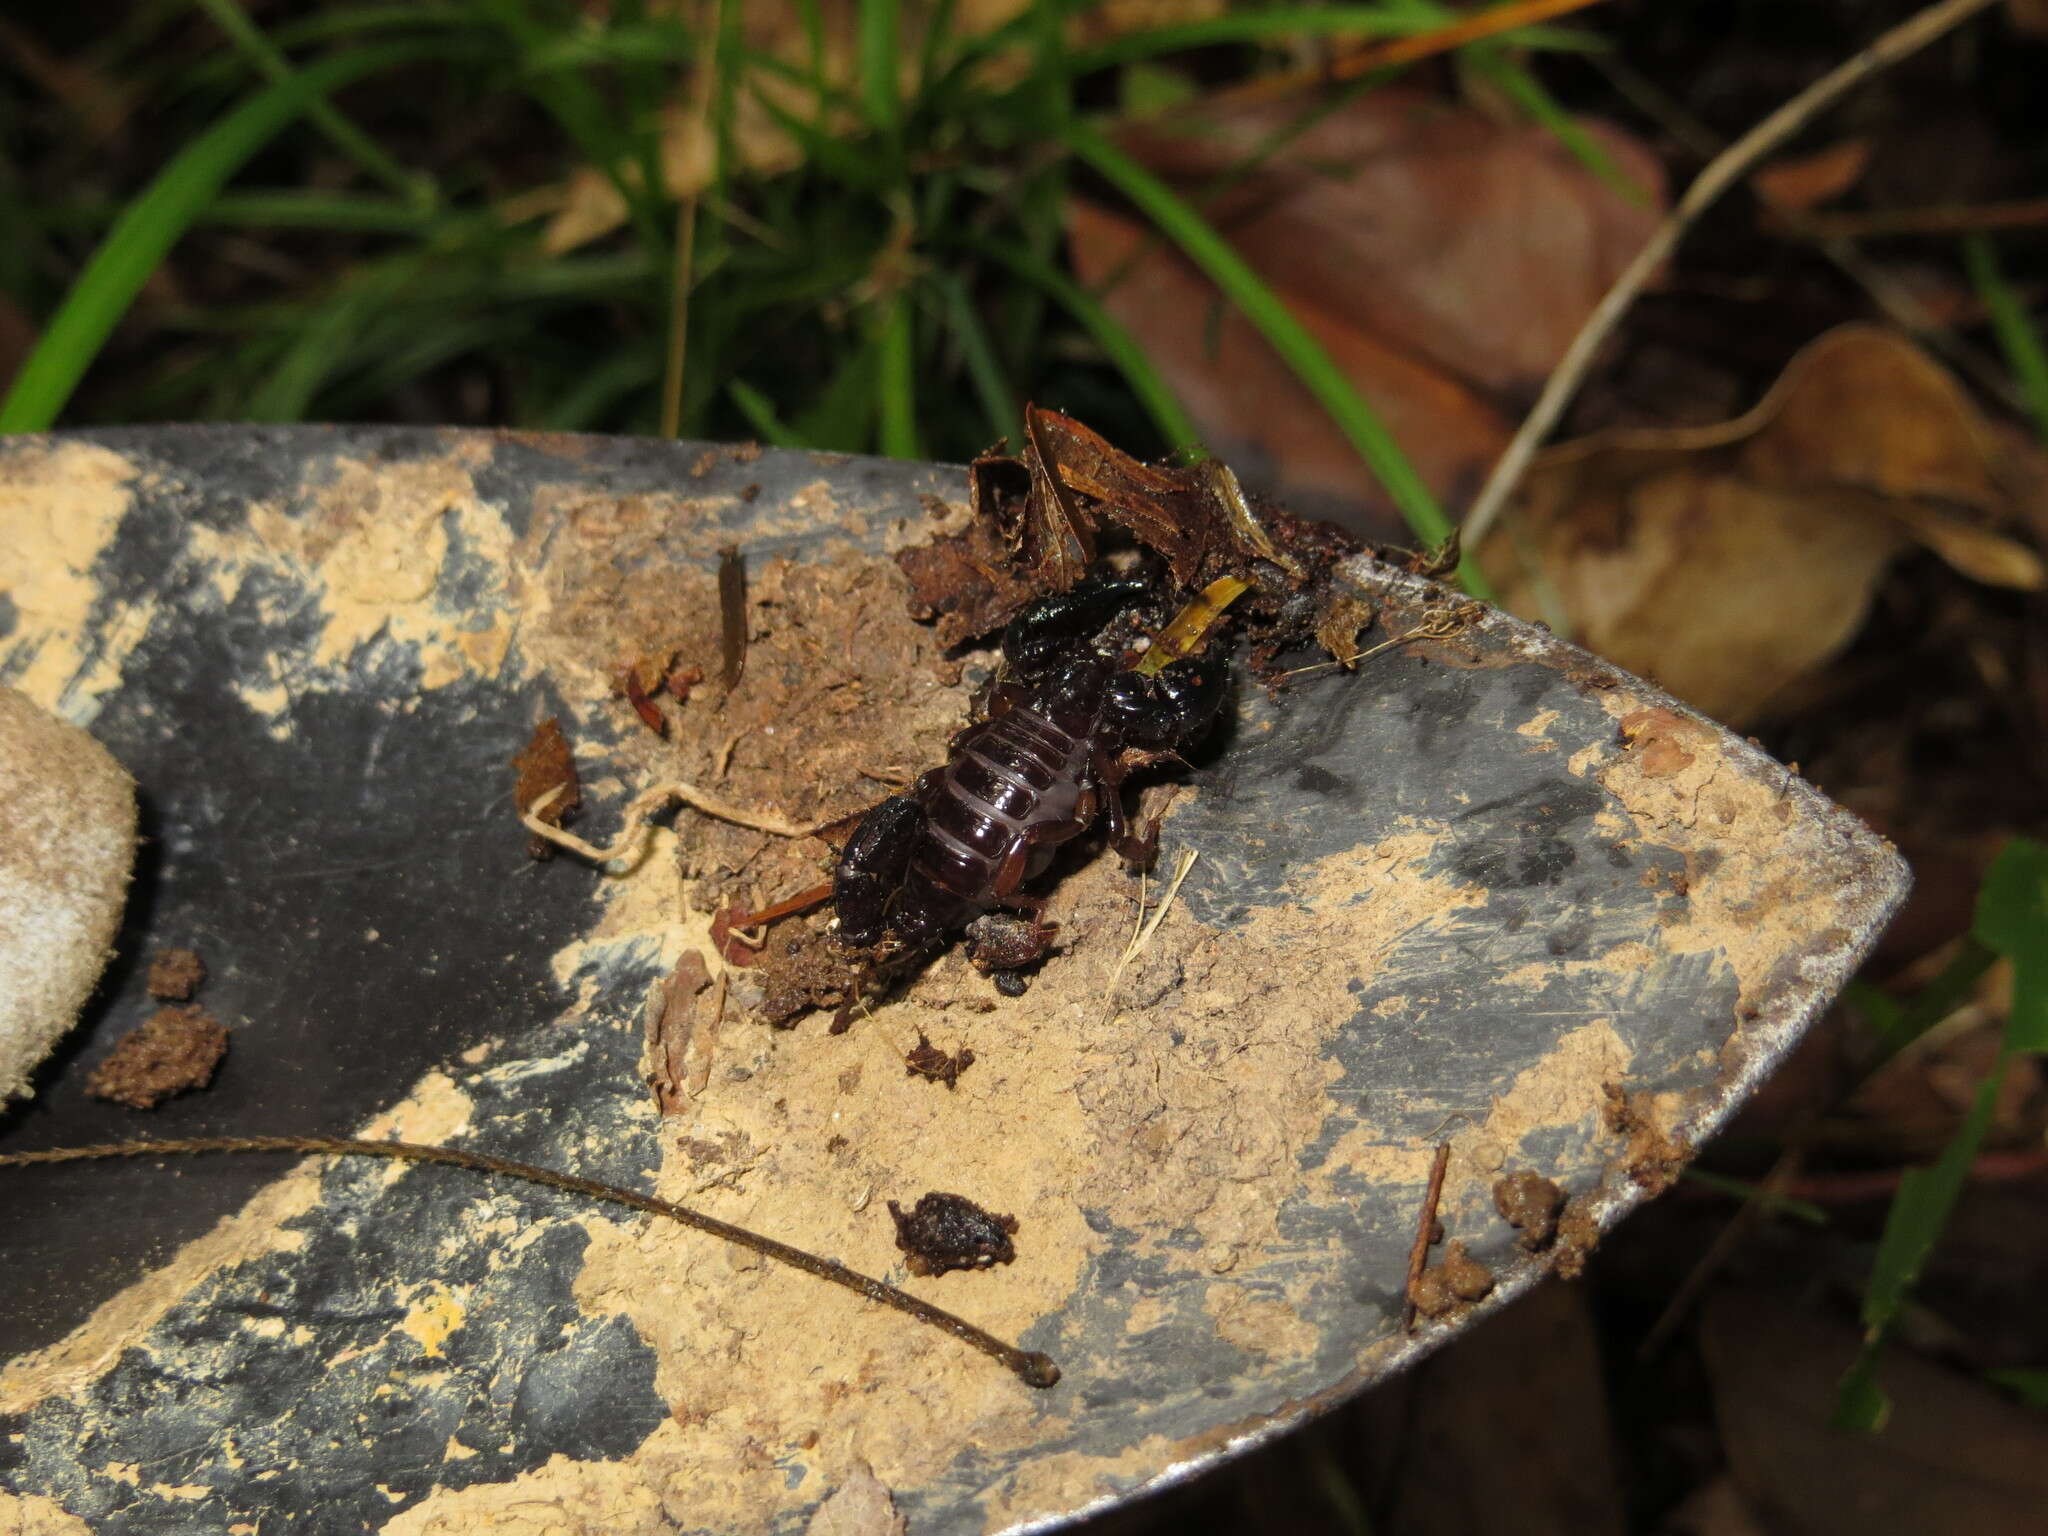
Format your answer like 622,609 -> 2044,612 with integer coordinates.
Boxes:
1277,610 -> 1468,681
520,780 -> 828,870
1402,1141 -> 1454,1333
1792,195 -> 2048,240
1459,0 -> 2001,553
660,194 -> 696,440
0,1135 -> 1059,1388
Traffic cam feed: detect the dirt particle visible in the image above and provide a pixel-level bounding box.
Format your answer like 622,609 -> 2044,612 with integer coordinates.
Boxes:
1492,1170 -> 1567,1251
887,1192 -> 1018,1277
902,1033 -> 975,1090
86,1006 -> 229,1109
1617,707 -> 1700,779
145,948 -> 206,1002
1407,1240 -> 1495,1319
756,918 -> 863,1026
1549,1198 -> 1603,1279
1601,1082 -> 1691,1194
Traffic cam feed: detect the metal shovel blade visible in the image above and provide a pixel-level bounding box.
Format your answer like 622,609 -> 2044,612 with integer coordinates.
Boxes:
0,428 -> 1905,1534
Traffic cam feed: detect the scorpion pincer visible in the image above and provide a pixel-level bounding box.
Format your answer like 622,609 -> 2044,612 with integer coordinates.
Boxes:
832,575 -> 1228,994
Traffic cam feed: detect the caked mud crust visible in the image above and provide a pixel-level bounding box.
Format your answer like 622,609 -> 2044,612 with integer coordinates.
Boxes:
0,428 -> 1906,1534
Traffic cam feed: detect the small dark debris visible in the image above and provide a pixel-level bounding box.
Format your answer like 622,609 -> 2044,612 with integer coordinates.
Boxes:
511,716 -> 580,859
145,948 -> 206,1001
964,912 -> 1051,975
904,1033 -> 975,1090
729,440 -> 763,463
717,545 -> 747,692
666,662 -> 704,702
621,667 -> 667,737
1493,1170 -> 1567,1251
739,482 -> 761,502
87,1006 -> 229,1109
888,1191 -> 1018,1277
1407,1240 -> 1495,1319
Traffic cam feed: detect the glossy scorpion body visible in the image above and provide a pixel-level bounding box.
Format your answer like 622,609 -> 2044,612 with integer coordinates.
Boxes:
832,575 -> 1228,992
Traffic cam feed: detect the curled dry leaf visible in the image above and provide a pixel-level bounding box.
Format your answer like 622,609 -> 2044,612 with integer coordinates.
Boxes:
1477,325 -> 2048,727
1067,88 -> 1665,533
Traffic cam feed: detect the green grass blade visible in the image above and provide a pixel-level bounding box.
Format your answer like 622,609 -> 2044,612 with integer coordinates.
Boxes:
1987,1368 -> 2048,1409
1464,48 -> 1649,206
1065,118 -> 1484,590
1680,1168 -> 1827,1226
246,252 -> 428,421
472,0 -> 665,254
964,231 -> 1200,452
539,348 -> 662,431
858,0 -> 901,136
728,378 -> 810,448
189,0 -> 434,207
203,190 -> 447,230
1864,935 -> 1998,1065
0,42 -> 437,433
1965,235 -> 2048,447
936,273 -> 1020,448
1974,836 -> 2048,1052
1837,836 -> 2048,1428
875,289 -> 922,458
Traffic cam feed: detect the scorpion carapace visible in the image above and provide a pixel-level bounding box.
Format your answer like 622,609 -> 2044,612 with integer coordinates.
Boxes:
832,575 -> 1229,991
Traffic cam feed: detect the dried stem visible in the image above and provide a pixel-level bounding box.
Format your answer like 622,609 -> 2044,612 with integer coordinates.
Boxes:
1402,1140 -> 1454,1333
521,780 -> 827,870
1459,0 -> 2001,553
0,1135 -> 1060,1388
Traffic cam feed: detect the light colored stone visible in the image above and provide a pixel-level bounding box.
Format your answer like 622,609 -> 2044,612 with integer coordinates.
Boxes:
0,686 -> 136,1099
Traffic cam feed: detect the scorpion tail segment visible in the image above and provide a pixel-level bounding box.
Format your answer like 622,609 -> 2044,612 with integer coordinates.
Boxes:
1001,575 -> 1159,679
832,794 -> 928,947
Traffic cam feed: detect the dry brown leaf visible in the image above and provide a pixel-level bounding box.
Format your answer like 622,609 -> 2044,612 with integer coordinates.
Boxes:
1478,325 -> 2048,726
1067,199 -> 1513,529
1067,88 -> 1665,533
1753,138 -> 1871,215
1699,1290 -> 2048,1536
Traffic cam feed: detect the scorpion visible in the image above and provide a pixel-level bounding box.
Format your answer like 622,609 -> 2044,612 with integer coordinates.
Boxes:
831,573 -> 1229,994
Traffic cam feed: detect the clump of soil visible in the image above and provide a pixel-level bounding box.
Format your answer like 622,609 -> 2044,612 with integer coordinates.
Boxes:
756,916 -> 863,1028
1602,1083 -> 1691,1195
87,1005 -> 228,1109
888,1191 -> 1020,1276
1408,1240 -> 1497,1319
1493,1170 -> 1567,1251
145,948 -> 206,1002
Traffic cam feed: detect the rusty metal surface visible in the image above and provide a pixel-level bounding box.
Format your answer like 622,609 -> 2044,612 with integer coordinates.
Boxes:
0,427 -> 1907,1534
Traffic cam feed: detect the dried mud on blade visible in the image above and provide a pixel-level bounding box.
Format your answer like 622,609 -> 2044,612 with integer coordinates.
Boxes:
0,427 -> 1906,1535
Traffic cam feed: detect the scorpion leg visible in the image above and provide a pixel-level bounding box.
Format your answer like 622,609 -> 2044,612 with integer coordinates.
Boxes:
1093,742 -> 1179,871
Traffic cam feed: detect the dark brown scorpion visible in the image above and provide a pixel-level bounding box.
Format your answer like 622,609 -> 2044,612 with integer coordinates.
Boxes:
831,574 -> 1229,994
